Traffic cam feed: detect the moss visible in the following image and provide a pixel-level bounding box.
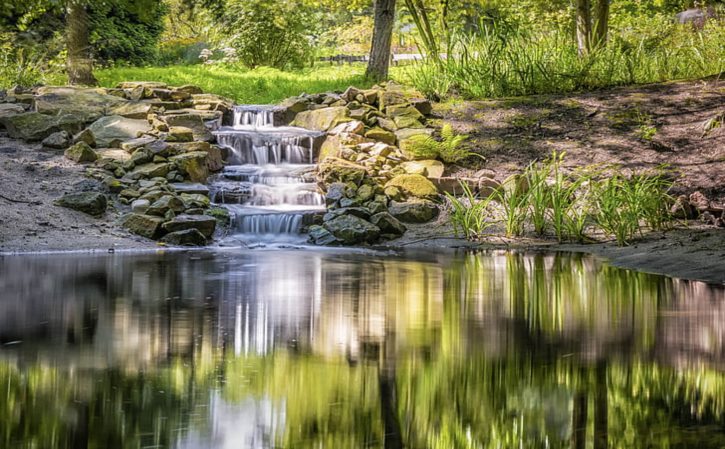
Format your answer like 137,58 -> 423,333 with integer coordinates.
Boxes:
385,174 -> 439,200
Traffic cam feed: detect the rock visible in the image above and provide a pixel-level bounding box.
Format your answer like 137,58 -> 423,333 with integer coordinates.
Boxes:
190,93 -> 234,115
291,106 -> 351,131
176,85 -> 204,95
120,136 -> 157,153
689,191 -> 710,212
163,113 -> 214,142
122,213 -> 166,238
323,207 -> 372,221
317,157 -> 368,186
109,101 -> 152,119
88,115 -> 152,148
166,126 -> 194,143
126,162 -> 171,180
389,199 -> 440,223
377,117 -> 397,132
34,86 -> 125,121
180,193 -> 210,208
131,199 -> 150,214
670,195 -> 697,219
97,148 -> 131,163
393,116 -> 425,129
370,212 -> 407,235
169,151 -> 210,182
342,86 -> 363,102
323,214 -> 380,245
147,195 -> 186,216
42,131 -> 71,149
379,90 -> 407,111
385,174 -> 439,199
170,183 -> 210,195
308,225 -> 340,245
117,81 -> 167,90
356,184 -> 375,202
0,103 -> 26,119
73,128 -> 96,147
325,182 -> 347,205
162,214 -> 216,238
0,112 -> 84,141
318,133 -> 371,161
384,185 -> 404,201
64,142 -> 99,163
410,98 -> 433,116
329,120 -> 365,135
401,160 -> 445,178
396,128 -> 435,159
54,192 -> 107,216
160,229 -> 208,246
365,127 -> 397,145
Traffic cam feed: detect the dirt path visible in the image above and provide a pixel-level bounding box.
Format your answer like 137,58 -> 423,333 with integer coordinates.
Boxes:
439,77 -> 725,203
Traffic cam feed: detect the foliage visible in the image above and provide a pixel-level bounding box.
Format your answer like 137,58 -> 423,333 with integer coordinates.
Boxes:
93,64 -> 376,104
406,124 -> 479,163
446,181 -> 496,240
446,152 -> 675,245
405,18 -> 725,100
219,0 -> 316,69
0,32 -> 64,88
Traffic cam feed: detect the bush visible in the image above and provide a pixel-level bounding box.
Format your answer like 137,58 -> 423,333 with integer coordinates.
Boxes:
220,0 -> 315,69
406,124 -> 481,164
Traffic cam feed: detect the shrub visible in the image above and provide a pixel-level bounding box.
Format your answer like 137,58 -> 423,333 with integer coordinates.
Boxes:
220,0 -> 315,69
407,124 -> 481,164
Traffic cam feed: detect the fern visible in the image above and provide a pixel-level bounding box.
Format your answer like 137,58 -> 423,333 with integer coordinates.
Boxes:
407,124 -> 482,164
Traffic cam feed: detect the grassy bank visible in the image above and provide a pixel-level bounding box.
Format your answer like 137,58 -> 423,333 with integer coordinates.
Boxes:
94,64 -> 381,104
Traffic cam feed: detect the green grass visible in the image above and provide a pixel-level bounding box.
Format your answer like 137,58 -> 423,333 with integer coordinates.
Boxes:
93,64 -> 384,104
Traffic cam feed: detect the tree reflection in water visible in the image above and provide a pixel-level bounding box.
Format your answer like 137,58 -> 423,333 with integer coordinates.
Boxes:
0,250 -> 723,448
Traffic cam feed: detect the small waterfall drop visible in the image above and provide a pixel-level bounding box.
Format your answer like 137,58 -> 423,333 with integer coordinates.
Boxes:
212,106 -> 325,243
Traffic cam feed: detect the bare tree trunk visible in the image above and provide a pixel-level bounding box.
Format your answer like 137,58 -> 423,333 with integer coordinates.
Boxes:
576,0 -> 593,56
366,0 -> 397,81
66,0 -> 98,86
594,361 -> 608,449
593,0 -> 610,49
571,391 -> 588,449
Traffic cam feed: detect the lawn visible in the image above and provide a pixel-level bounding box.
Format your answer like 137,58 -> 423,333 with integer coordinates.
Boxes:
94,64 -> 397,104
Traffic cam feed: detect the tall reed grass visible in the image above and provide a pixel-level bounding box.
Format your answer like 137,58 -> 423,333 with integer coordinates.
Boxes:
405,22 -> 725,100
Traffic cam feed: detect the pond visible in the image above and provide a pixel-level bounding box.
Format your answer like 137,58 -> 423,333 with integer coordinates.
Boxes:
0,249 -> 724,449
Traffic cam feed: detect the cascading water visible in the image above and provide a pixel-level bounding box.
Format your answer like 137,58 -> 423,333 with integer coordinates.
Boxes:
211,106 -> 325,244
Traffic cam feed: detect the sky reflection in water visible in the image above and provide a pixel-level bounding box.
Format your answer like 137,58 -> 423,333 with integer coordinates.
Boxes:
0,249 -> 724,449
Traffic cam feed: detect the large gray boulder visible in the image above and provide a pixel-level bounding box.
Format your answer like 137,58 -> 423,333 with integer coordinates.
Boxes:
323,214 -> 380,244
122,213 -> 166,238
160,229 -> 207,246
163,113 -> 213,142
388,199 -> 439,223
34,86 -> 126,121
162,214 -> 216,238
87,115 -> 152,148
54,192 -> 107,217
0,112 -> 84,141
291,106 -> 351,132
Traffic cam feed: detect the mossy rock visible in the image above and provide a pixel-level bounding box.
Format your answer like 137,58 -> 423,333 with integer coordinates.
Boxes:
169,151 -> 210,183
385,174 -> 439,200
388,199 -> 439,223
323,214 -> 380,245
291,106 -> 351,131
122,213 -> 166,238
317,157 -> 369,186
64,142 -> 99,163
160,229 -> 207,246
1,112 -> 84,141
88,115 -> 152,148
54,192 -> 107,217
162,214 -> 216,238
364,127 -> 397,145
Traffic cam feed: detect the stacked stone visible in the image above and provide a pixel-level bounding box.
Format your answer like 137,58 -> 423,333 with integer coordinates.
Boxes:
0,82 -> 234,246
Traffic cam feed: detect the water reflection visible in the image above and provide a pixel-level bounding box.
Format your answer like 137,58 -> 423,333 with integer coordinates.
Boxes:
0,250 -> 724,448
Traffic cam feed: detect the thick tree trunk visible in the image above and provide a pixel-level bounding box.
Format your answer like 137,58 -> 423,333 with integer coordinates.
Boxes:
366,0 -> 396,81
576,0 -> 593,56
593,0 -> 610,49
66,0 -> 97,86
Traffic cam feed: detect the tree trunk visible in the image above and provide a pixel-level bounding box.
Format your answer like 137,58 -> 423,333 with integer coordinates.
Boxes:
576,0 -> 593,56
66,0 -> 97,86
366,0 -> 396,81
593,0 -> 610,49
571,391 -> 588,449
593,361 -> 608,449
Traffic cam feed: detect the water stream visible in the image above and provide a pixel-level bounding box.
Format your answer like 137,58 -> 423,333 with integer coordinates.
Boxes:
1,249 -> 724,449
212,106 -> 325,243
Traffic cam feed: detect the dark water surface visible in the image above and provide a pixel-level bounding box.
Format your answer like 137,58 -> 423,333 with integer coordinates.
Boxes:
1,249 -> 724,449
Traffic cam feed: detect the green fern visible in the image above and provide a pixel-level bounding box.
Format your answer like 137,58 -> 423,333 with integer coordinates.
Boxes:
407,124 -> 482,164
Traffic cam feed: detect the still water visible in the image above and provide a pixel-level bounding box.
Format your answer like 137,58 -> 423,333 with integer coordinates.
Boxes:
0,249 -> 724,449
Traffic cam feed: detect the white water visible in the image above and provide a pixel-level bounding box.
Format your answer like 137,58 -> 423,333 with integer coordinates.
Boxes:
212,108 -> 325,242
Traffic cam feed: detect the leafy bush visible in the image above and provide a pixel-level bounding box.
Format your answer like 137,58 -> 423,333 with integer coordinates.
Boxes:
0,32 -> 63,88
406,124 -> 481,164
220,0 -> 315,69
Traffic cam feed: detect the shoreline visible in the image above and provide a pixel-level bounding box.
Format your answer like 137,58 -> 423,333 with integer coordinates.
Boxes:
2,226 -> 723,286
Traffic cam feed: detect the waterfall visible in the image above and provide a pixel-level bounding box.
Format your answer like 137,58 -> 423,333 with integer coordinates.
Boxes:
211,106 -> 325,243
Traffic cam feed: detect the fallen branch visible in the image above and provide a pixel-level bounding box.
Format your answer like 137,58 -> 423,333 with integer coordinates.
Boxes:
0,194 -> 37,204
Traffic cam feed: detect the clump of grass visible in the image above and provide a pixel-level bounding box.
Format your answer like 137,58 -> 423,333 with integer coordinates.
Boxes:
407,124 -> 482,164
446,181 -> 497,239
446,152 -> 675,246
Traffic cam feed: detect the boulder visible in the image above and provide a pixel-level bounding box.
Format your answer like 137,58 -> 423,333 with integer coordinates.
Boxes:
162,214 -> 216,238
393,116 -> 425,129
401,160 -> 445,178
122,213 -> 166,238
410,98 -> 433,116
166,126 -> 194,143
163,113 -> 214,142
431,176 -> 501,196
73,128 -> 96,147
323,214 -> 380,245
160,229 -> 208,246
0,103 -> 26,119
389,199 -> 440,223
190,93 -> 234,114
291,106 -> 351,131
120,136 -> 157,153
64,142 -> 99,163
88,115 -> 152,148
131,199 -> 150,214
379,90 -> 407,111
180,193 -> 211,208
308,225 -> 340,246
1,112 -> 84,141
109,101 -> 153,119
370,212 -> 407,235
126,162 -> 171,180
329,120 -> 365,136
318,133 -> 371,161
365,127 -> 396,145
42,131 -> 71,149
385,174 -> 439,199
317,157 -> 368,186
171,183 -> 210,195
97,148 -> 131,163
54,192 -> 107,216
34,86 -> 125,121
169,151 -> 210,182
175,85 -> 204,95
146,195 -> 186,216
